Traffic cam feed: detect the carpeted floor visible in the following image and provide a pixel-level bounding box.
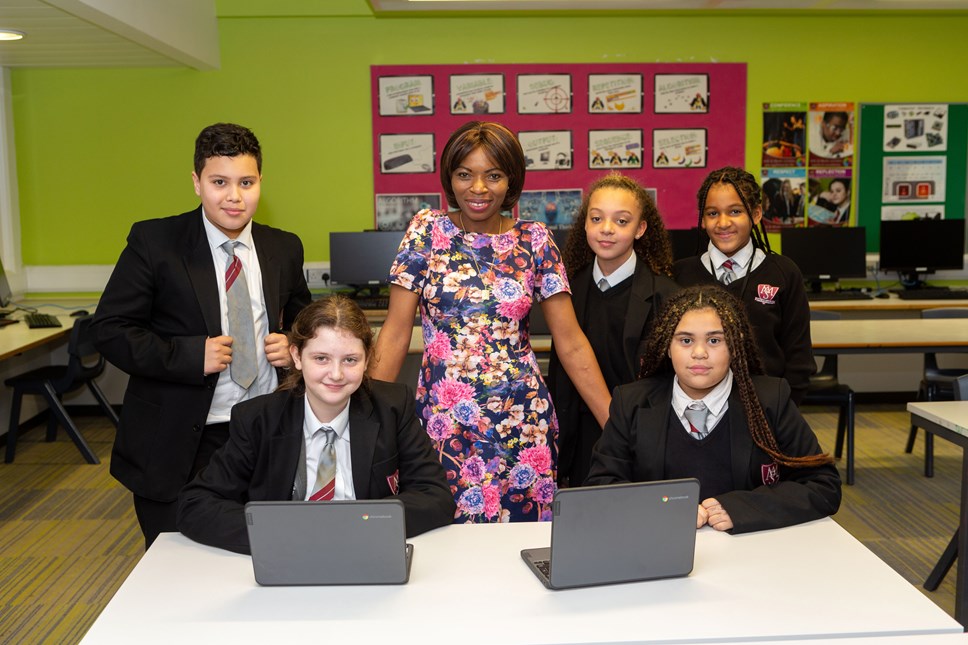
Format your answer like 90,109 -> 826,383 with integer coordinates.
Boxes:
0,403 -> 960,644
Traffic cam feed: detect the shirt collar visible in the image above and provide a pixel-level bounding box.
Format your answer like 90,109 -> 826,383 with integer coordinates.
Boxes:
201,207 -> 255,252
707,238 -> 754,273
302,396 -> 351,442
671,369 -> 733,419
592,252 -> 637,290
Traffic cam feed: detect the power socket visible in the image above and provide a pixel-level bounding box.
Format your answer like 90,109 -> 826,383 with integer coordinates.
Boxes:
305,263 -> 331,288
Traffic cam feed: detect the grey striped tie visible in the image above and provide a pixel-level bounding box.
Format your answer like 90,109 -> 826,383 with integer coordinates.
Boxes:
222,240 -> 257,389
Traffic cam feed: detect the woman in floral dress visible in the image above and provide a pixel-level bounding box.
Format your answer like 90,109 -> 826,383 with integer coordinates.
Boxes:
370,121 -> 611,523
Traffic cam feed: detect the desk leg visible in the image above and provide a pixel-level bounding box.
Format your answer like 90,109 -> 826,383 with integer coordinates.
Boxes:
957,447 -> 968,628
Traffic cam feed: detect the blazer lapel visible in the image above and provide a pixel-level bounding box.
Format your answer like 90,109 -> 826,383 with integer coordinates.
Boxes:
348,389 -> 379,499
182,208 -> 222,337
253,224 -> 282,333
622,264 -> 656,379
269,392 -> 306,500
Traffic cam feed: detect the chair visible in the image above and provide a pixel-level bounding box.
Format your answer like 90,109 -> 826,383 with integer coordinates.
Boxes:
923,373 -> 968,591
905,307 -> 968,477
802,309 -> 856,485
4,315 -> 118,464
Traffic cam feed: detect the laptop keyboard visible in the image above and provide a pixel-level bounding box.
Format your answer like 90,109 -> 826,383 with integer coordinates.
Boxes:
534,559 -> 551,578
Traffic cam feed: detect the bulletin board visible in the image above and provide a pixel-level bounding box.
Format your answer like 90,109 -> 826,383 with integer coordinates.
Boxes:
856,102 -> 968,251
371,63 -> 747,231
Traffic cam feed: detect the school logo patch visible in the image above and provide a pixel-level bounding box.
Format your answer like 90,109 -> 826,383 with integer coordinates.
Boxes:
387,470 -> 400,495
754,283 -> 779,304
761,462 -> 780,486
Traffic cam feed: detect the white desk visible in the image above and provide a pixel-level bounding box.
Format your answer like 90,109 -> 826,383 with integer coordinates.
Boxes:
81,518 -> 961,644
909,401 -> 968,627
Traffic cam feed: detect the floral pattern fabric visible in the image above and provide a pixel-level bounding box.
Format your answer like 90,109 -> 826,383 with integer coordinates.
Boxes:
389,209 -> 569,522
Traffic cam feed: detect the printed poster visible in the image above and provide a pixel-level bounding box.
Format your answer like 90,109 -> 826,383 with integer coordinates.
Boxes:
761,168 -> 807,231
807,168 -> 853,226
654,74 -> 708,113
588,74 -> 643,113
762,103 -> 806,168
450,74 -> 505,115
589,130 -> 643,169
652,129 -> 706,169
883,103 -> 948,152
519,130 -> 573,171
808,102 -> 854,167
518,189 -> 582,229
377,75 -> 434,116
880,205 -> 946,221
881,156 -> 946,202
517,74 -> 572,114
379,133 -> 435,174
376,193 -> 442,231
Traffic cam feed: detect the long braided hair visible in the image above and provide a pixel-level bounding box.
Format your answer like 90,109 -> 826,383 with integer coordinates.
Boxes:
640,285 -> 831,469
561,172 -> 674,281
693,166 -> 773,256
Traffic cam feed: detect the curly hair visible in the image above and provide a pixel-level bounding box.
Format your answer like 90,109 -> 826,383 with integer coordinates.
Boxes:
694,166 -> 773,254
640,285 -> 831,469
194,123 -> 262,176
279,295 -> 373,395
560,172 -> 673,281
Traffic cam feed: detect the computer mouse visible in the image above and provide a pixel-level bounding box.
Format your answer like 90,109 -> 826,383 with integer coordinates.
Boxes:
71,309 -> 90,317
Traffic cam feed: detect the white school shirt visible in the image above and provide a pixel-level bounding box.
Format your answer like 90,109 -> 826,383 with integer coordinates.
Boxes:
302,397 -> 356,501
702,239 -> 765,282
592,251 -> 637,291
671,370 -> 733,437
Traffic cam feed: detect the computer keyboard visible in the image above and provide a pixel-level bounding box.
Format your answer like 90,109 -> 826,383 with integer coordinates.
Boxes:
24,313 -> 62,328
534,559 -> 551,578
806,290 -> 874,301
896,288 -> 968,300
353,296 -> 390,310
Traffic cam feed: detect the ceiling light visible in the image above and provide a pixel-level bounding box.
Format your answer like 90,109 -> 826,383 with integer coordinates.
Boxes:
0,30 -> 25,41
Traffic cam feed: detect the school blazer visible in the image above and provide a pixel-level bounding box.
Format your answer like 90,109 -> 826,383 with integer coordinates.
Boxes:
585,375 -> 842,533
547,262 -> 679,480
176,383 -> 456,554
92,207 -> 312,501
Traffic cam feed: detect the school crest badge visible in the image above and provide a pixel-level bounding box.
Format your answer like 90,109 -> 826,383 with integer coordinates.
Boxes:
761,462 -> 780,486
755,283 -> 779,304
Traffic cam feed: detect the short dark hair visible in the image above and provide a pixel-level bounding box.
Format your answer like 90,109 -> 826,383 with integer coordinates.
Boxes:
439,121 -> 525,211
193,123 -> 262,176
822,111 -> 849,125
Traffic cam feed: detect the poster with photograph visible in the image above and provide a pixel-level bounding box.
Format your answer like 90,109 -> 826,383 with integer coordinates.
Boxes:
375,193 -> 442,231
518,189 -> 582,229
588,74 -> 643,113
761,168 -> 806,231
517,74 -> 572,114
377,75 -> 434,116
450,74 -> 505,115
882,156 -> 946,202
762,103 -> 806,168
883,103 -> 948,152
519,130 -> 573,171
654,74 -> 709,113
807,168 -> 853,226
652,129 -> 706,169
379,133 -> 435,174
880,205 -> 946,221
589,130 -> 643,169
808,102 -> 854,167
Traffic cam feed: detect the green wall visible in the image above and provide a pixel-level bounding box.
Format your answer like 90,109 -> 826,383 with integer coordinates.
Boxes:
10,6 -> 968,266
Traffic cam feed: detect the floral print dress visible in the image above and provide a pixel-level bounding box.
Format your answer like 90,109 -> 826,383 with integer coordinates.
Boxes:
389,209 -> 569,523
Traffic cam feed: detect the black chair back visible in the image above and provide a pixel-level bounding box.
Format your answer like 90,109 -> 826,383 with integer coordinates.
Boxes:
56,315 -> 106,391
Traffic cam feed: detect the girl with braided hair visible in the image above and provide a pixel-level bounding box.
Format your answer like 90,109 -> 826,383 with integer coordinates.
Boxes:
672,166 -> 815,405
586,286 -> 841,534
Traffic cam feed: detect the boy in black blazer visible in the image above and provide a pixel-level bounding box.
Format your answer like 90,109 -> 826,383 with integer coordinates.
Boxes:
93,123 -> 311,548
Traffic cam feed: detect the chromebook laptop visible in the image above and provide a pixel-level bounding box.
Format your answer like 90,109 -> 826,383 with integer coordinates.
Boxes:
245,499 -> 413,586
521,478 -> 700,590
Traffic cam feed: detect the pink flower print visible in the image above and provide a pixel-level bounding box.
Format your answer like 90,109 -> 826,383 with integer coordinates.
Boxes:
497,297 -> 531,321
493,278 -> 525,302
541,273 -> 567,298
532,476 -> 556,505
508,463 -> 537,489
426,413 -> 455,442
491,231 -> 516,256
482,483 -> 502,519
460,455 -> 486,485
425,330 -> 452,361
530,224 -> 549,250
431,378 -> 476,408
458,486 -> 485,515
431,224 -> 452,250
518,444 -> 552,474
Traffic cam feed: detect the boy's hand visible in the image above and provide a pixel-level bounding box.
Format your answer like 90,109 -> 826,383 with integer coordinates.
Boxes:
264,332 -> 292,368
204,336 -> 233,375
701,498 -> 733,532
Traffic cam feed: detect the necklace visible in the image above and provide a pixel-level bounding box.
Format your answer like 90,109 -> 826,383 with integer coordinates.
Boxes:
458,210 -> 507,278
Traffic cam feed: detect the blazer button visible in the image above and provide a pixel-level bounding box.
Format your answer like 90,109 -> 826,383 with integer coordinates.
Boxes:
192,425 -> 201,433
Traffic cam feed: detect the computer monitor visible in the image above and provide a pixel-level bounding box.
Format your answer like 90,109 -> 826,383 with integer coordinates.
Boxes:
329,231 -> 403,294
0,252 -> 13,308
879,218 -> 966,287
780,226 -> 867,293
667,228 -> 708,261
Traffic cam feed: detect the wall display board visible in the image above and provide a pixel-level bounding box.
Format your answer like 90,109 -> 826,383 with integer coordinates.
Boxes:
856,103 -> 967,251
371,63 -> 746,230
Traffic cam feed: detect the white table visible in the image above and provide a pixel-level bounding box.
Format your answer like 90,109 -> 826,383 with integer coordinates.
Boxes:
81,518 -> 961,644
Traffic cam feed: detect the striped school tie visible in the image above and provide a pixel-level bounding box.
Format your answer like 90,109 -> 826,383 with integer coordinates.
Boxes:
309,427 -> 337,501
720,259 -> 737,286
221,240 -> 257,389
